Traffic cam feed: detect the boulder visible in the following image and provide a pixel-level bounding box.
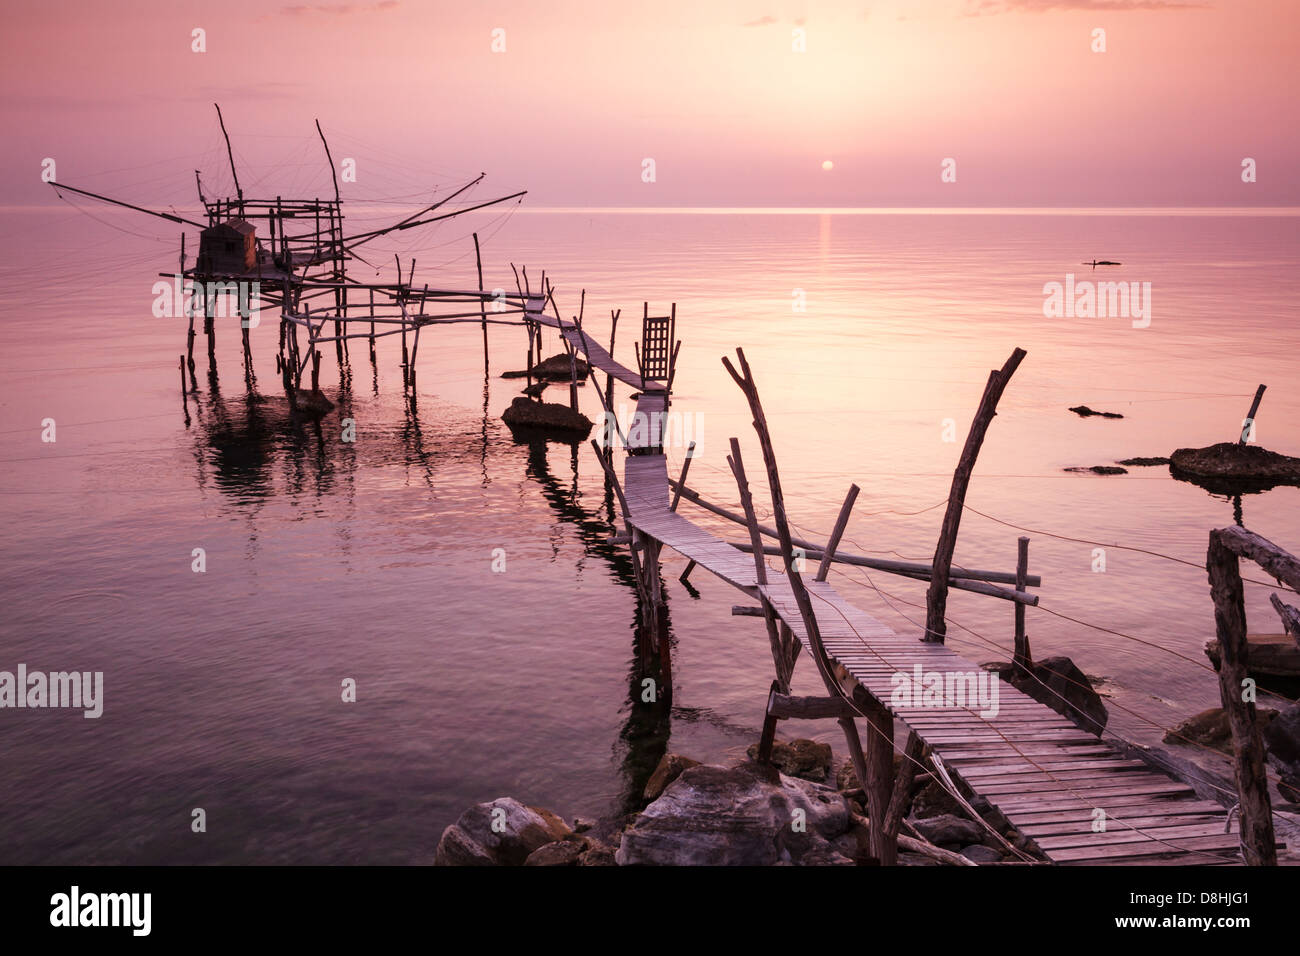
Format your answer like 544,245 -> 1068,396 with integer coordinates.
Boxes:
616,762 -> 851,866
501,396 -> 593,439
1170,442 -> 1300,483
1263,703 -> 1300,802
1011,655 -> 1108,735
434,797 -> 572,866
910,780 -> 963,820
911,813 -> 984,848
578,842 -> 619,866
746,738 -> 833,782
1165,707 -> 1277,755
500,353 -> 591,381
959,845 -> 1003,864
643,753 -> 700,803
524,838 -> 587,866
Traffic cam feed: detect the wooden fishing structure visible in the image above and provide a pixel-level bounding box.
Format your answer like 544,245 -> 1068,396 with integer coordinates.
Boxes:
57,113 -> 1291,866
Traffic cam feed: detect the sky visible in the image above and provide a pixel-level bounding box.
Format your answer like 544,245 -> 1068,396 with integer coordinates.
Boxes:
2,0 -> 1298,208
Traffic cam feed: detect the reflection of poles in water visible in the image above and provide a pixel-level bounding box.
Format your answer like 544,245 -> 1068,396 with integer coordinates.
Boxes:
519,436 -> 673,811
480,377 -> 491,488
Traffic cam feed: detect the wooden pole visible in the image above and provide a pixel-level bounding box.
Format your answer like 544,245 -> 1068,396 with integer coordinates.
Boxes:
727,436 -> 791,692
605,309 -> 620,468
722,347 -> 895,863
474,233 -> 489,374
1240,384 -> 1266,443
1206,529 -> 1277,866
213,103 -> 242,203
1013,536 -> 1032,674
669,442 -> 696,512
924,347 -> 1026,642
815,484 -> 860,582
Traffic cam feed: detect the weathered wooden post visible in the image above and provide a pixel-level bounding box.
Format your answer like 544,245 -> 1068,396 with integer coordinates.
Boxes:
723,348 -> 896,864
1013,536 -> 1032,675
1240,384 -> 1266,443
1206,527 -> 1278,866
924,347 -> 1026,642
727,437 -> 793,693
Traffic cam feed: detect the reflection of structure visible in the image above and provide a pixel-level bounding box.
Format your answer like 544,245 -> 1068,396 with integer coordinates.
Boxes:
516,433 -> 674,813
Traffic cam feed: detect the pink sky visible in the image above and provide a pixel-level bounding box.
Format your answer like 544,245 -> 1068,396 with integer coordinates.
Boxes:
2,0 -> 1297,207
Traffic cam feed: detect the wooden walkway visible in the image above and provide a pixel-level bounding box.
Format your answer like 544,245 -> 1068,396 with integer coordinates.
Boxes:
559,320 -> 1247,866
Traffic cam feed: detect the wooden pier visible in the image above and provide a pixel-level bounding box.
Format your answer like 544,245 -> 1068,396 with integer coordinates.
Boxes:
530,302 -> 1280,867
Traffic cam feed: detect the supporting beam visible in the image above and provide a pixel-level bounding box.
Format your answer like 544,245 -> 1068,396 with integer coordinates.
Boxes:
1013,536 -> 1033,674
727,437 -> 793,692
925,347 -> 1027,642
1206,528 -> 1277,866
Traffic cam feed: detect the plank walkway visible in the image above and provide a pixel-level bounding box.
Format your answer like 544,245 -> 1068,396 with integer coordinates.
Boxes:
560,318 -> 1247,865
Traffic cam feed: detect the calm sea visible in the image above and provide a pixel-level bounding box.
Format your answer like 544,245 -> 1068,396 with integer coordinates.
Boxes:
1,206 -> 1298,863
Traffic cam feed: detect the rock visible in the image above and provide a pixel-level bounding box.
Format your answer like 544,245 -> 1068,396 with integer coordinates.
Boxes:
1165,707 -> 1277,755
911,813 -> 984,847
572,818 -> 596,834
959,845 -> 1003,864
1117,456 -> 1170,466
1205,633 -> 1300,679
434,797 -> 572,866
524,838 -> 587,866
1068,405 -> 1124,419
500,352 -> 591,381
746,738 -> 833,782
1263,703 -> 1300,765
1011,655 -> 1108,735
643,753 -> 700,802
578,842 -> 619,866
898,851 -> 941,866
1263,703 -> 1300,802
500,396 -> 593,439
1064,465 -> 1128,475
616,762 -> 851,866
911,780 -> 963,820
1170,442 -> 1300,484
289,389 -> 336,417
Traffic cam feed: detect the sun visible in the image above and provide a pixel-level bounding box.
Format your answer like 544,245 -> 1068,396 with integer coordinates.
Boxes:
821,160 -> 834,171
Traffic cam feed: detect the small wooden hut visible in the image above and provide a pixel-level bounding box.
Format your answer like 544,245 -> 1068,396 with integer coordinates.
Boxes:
197,219 -> 256,274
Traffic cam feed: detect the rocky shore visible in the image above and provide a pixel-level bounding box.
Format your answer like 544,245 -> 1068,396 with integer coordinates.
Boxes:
434,737 -> 1046,866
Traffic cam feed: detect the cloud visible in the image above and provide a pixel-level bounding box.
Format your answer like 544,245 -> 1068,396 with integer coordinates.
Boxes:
281,2 -> 397,16
966,0 -> 1207,13
742,15 -> 778,27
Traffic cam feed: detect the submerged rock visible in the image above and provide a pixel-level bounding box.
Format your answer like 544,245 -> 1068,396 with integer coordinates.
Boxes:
616,761 -> 852,866
434,797 -> 572,866
1117,456 -> 1171,467
289,389 -> 336,417
1069,405 -> 1124,419
500,396 -> 593,439
1064,465 -> 1128,475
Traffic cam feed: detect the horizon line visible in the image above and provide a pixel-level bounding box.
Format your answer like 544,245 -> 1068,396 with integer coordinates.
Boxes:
9,203 -> 1300,217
